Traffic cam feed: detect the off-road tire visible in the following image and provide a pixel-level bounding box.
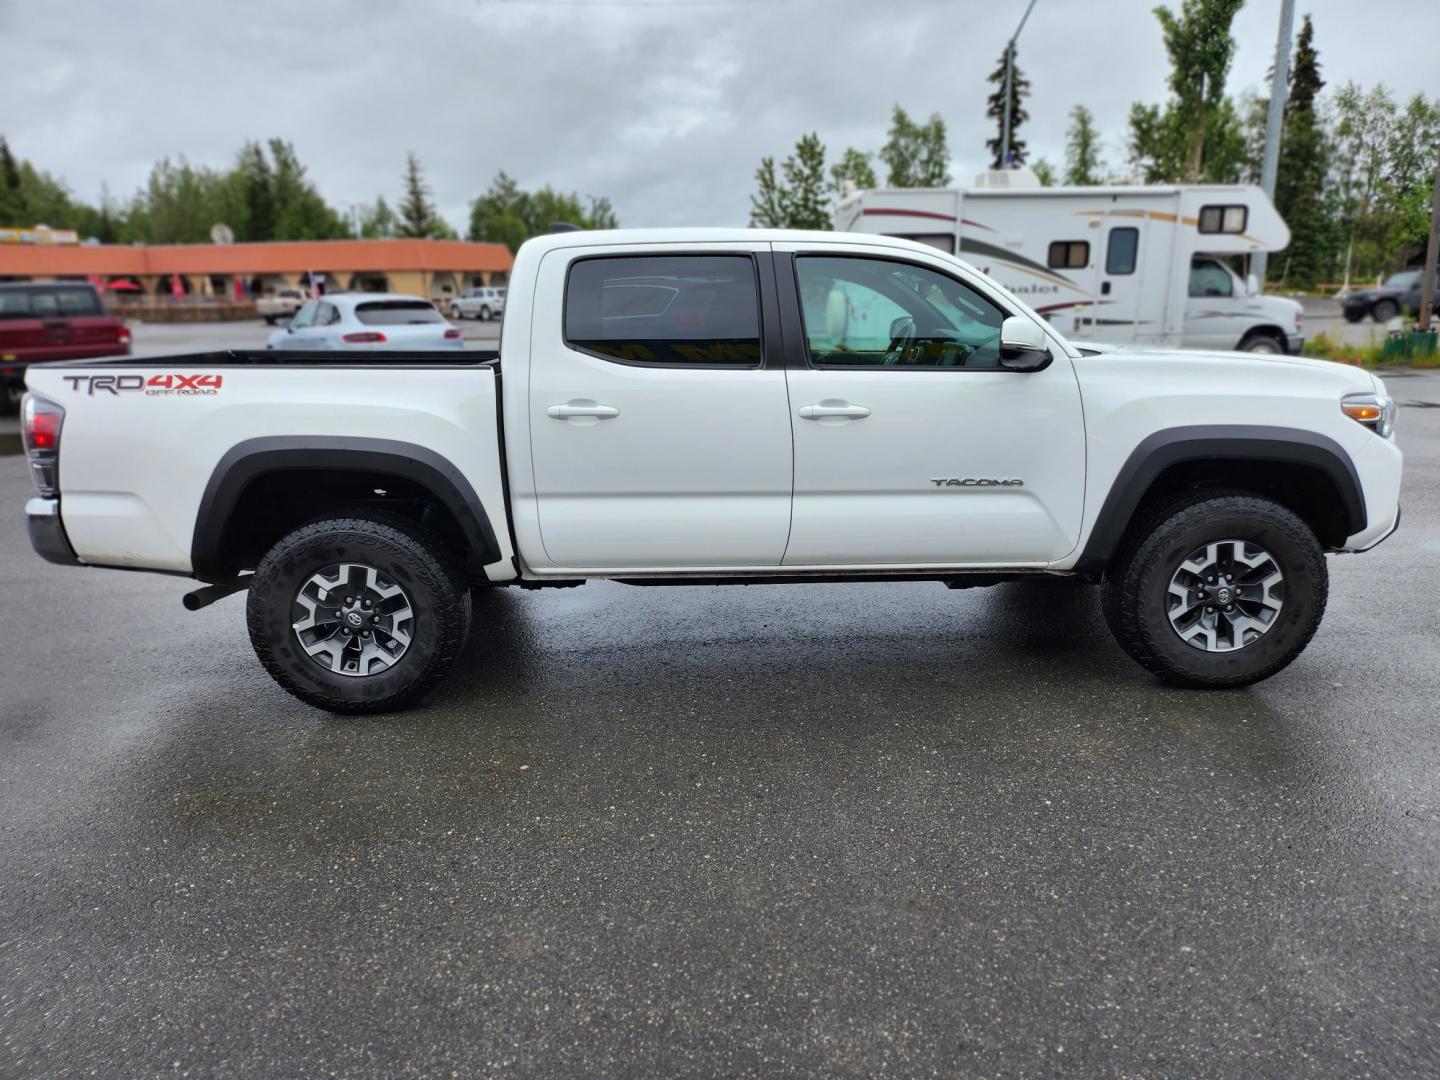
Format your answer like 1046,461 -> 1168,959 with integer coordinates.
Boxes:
1371,299 -> 1398,323
1101,492 -> 1327,688
247,511 -> 471,713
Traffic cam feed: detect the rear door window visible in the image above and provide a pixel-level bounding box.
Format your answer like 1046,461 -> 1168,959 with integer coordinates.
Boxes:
355,300 -> 444,325
564,254 -> 763,366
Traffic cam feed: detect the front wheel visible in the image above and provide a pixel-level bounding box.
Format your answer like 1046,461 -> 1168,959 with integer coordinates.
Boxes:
479,305 -> 491,321
1239,332 -> 1285,354
246,512 -> 471,713
1101,493 -> 1327,688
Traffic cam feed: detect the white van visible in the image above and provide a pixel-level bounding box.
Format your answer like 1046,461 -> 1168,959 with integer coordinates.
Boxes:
836,175 -> 1304,354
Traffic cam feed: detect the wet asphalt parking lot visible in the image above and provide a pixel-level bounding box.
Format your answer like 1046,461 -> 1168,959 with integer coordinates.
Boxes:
1,338 -> 1438,1077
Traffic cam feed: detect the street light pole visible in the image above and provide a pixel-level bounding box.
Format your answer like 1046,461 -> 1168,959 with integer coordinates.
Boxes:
1253,0 -> 1295,286
1000,0 -> 1039,169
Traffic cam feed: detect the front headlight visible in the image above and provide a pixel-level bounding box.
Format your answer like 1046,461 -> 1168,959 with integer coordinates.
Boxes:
1342,391 -> 1396,438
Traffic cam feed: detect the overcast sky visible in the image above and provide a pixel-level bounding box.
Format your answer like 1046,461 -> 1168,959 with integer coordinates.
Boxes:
1,0 -> 1436,235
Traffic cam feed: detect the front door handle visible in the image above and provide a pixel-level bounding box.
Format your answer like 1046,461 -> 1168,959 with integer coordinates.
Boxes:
547,402 -> 620,420
798,402 -> 871,420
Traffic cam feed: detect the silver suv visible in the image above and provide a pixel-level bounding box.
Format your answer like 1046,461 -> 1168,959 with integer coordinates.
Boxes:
449,286 -> 506,321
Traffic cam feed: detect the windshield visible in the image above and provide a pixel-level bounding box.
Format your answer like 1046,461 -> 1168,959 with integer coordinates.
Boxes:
1384,272 -> 1420,288
354,300 -> 444,325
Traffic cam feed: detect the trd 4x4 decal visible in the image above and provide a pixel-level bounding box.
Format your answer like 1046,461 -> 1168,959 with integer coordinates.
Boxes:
63,374 -> 223,396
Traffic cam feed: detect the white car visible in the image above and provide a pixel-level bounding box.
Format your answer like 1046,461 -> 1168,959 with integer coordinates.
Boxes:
449,286 -> 506,321
23,228 -> 1402,713
265,293 -> 464,350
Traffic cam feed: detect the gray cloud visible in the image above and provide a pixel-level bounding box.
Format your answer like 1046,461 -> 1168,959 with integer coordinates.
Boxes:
1,0 -> 1435,232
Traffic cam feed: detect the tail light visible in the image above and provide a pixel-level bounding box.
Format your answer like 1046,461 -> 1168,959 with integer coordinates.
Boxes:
443,328 -> 462,340
118,325 -> 133,348
342,331 -> 386,344
21,394 -> 64,496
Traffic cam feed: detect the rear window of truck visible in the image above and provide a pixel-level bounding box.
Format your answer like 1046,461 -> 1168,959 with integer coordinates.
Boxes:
0,285 -> 104,319
354,300 -> 444,325
564,254 -> 762,367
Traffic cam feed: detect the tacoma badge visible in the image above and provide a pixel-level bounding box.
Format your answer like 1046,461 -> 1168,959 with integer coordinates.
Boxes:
930,478 -> 1025,487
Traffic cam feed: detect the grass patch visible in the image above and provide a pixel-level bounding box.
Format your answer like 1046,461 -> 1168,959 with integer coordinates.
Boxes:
1303,329 -> 1439,369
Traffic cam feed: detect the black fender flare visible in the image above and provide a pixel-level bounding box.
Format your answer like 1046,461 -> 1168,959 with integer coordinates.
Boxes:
191,436 -> 502,581
1074,425 -> 1366,573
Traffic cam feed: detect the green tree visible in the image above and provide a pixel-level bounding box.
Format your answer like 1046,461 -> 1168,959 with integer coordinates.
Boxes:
359,195 -> 397,239
397,152 -> 447,238
984,45 -> 1030,167
467,170 -> 619,252
234,141 -> 275,241
267,139 -> 347,240
828,147 -> 877,198
1064,105 -> 1104,185
1030,158 -> 1056,186
1128,0 -> 1245,182
748,134 -> 833,229
749,157 -> 785,228
781,133 -> 830,229
0,137 -> 25,224
1272,15 -> 1330,286
879,105 -> 951,187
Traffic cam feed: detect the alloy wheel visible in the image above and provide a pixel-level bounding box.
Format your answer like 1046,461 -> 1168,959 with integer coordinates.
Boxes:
292,562 -> 415,676
1166,539 -> 1285,652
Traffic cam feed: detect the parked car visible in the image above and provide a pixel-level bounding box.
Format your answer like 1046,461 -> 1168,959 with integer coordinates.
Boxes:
449,286 -> 506,321
23,228 -> 1401,714
264,294 -> 464,351
0,282 -> 130,413
1341,270 -> 1440,323
256,287 -> 310,325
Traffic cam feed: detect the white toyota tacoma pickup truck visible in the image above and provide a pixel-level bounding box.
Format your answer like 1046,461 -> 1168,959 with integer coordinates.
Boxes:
21,229 -> 1402,713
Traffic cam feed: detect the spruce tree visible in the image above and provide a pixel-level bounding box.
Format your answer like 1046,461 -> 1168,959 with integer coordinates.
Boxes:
984,45 -> 1030,167
1273,15 -> 1329,286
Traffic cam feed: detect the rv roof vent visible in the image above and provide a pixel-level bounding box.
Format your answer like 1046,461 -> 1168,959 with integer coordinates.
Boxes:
973,168 -> 1040,190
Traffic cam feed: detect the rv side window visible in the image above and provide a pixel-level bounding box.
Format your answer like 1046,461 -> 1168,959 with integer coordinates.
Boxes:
1047,241 -> 1089,269
1106,228 -> 1139,275
1189,259 -> 1233,298
886,234 -> 955,255
1198,205 -> 1248,234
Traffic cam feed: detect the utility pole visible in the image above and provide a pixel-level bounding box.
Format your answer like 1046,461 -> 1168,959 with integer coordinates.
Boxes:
1000,0 -> 1039,169
1253,0 -> 1295,287
1419,153 -> 1440,335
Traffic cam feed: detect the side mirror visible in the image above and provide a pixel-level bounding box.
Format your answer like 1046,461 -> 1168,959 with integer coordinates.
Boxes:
999,316 -> 1051,371
1246,273 -> 1260,296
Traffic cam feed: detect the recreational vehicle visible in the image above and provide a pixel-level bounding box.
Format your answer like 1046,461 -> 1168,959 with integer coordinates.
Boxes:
836,176 -> 1304,354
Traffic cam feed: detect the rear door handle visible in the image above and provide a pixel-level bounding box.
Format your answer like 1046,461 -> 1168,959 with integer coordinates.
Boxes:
547,402 -> 620,420
798,402 -> 871,420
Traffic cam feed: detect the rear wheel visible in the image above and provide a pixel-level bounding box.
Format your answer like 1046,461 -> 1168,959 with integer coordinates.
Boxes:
246,512 -> 471,713
1372,299 -> 1398,323
1101,492 -> 1327,688
480,305 -> 492,321
1,383 -> 21,415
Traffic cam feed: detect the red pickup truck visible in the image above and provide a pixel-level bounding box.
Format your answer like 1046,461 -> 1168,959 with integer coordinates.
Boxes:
0,282 -> 131,412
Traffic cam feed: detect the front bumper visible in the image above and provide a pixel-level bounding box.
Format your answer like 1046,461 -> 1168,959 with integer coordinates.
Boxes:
1285,333 -> 1304,355
26,497 -> 80,566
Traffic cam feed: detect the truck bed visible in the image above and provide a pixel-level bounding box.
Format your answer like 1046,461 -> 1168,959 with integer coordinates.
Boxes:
25,350 -> 513,578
